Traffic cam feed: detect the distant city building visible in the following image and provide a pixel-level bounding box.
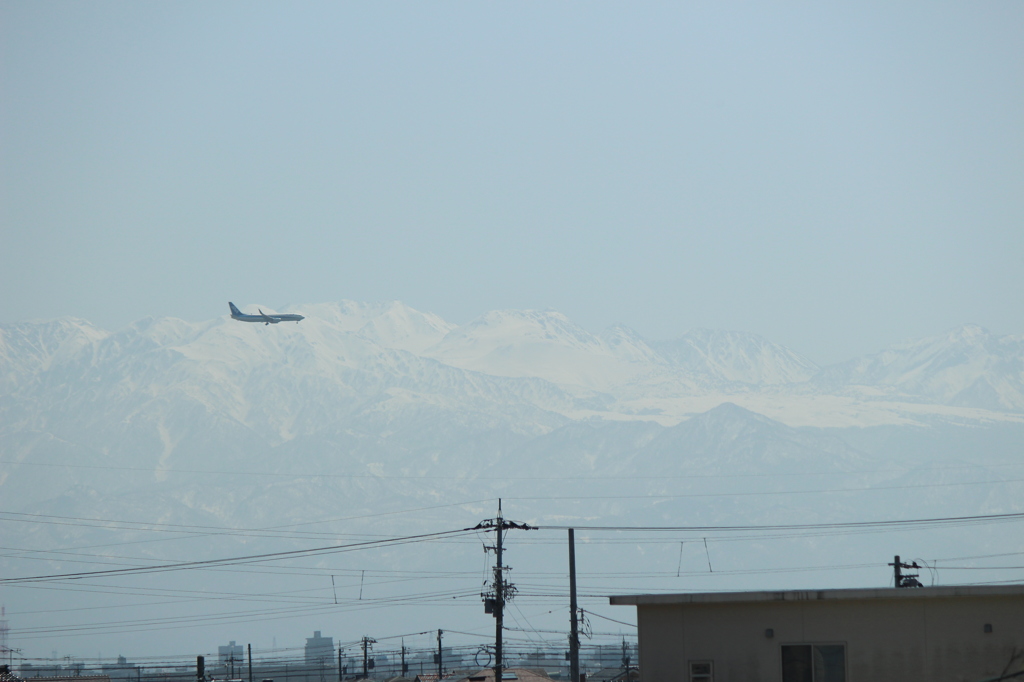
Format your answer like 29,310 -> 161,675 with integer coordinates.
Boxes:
16,676 -> 108,682
583,643 -> 635,669
446,669 -> 553,682
218,641 -> 244,674
304,631 -> 334,667
101,657 -> 137,682
17,664 -> 63,678
16,664 -> 105,682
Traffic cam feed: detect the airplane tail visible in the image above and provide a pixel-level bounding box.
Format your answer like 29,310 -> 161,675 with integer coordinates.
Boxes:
228,302 -> 242,317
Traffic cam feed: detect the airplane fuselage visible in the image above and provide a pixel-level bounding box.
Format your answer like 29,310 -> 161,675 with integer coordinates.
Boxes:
232,313 -> 304,324
229,302 -> 304,325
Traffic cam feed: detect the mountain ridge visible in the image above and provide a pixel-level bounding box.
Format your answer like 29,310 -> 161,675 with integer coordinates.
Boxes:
2,307 -> 1021,658
3,307 -> 1022,431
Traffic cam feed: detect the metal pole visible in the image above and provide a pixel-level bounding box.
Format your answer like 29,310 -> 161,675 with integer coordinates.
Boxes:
248,644 -> 253,682
569,529 -> 579,682
436,630 -> 443,678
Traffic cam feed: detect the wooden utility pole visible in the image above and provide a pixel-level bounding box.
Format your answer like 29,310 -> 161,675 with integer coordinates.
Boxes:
568,529 -> 579,682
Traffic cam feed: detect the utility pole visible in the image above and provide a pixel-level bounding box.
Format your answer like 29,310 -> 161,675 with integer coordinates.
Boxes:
338,647 -> 342,682
621,639 -> 630,681
495,512 -> 504,682
436,630 -> 443,678
248,644 -> 253,682
196,656 -> 205,682
361,637 -> 375,679
568,529 -> 579,682
401,642 -> 407,678
889,555 -> 923,588
475,499 -> 533,682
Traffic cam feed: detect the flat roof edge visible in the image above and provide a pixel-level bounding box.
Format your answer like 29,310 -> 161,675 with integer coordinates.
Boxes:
609,584 -> 1024,606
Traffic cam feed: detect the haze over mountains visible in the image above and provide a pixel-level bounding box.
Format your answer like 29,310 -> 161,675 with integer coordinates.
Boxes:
2,300 -> 1021,514
4,301 -> 1021,431
1,301 -> 1022,657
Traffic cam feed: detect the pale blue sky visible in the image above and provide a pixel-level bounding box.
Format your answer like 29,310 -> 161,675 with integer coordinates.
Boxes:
2,2 -> 1021,363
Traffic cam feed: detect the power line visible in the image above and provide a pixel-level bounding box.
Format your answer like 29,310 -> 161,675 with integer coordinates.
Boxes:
502,477 -> 1024,501
933,550 -> 1024,562
4,458 -> 1023,480
537,511 -> 1024,532
0,500 -> 493,540
582,610 -> 637,629
0,527 -> 476,584
5,516 -> 1022,591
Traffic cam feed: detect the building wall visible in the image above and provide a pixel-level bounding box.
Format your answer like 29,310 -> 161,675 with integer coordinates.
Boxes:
635,593 -> 1024,682
304,631 -> 334,668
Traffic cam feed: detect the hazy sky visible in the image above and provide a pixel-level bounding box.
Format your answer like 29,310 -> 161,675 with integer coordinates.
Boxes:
2,2 -> 1021,364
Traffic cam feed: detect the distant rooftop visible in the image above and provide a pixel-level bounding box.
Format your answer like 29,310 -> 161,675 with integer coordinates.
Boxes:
610,584 -> 1024,606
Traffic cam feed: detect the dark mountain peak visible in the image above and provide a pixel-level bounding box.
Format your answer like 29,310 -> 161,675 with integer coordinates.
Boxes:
694,401 -> 778,424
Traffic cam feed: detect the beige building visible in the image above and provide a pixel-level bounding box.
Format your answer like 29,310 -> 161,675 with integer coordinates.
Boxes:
610,585 -> 1024,682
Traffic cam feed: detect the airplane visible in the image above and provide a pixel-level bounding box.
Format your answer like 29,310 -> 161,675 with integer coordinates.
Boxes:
229,302 -> 305,325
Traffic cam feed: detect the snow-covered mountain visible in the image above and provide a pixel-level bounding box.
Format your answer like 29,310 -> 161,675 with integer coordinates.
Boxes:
1,305 -> 1022,516
2,305 -> 1022,660
814,324 -> 1024,412
299,300 -> 457,354
2,301 -> 1020,524
653,329 -> 819,386
420,309 -> 648,392
0,317 -> 109,391
3,307 -> 1022,452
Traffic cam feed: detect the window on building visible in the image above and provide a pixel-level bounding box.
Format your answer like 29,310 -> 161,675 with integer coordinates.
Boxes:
689,660 -> 713,682
781,645 -> 845,682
